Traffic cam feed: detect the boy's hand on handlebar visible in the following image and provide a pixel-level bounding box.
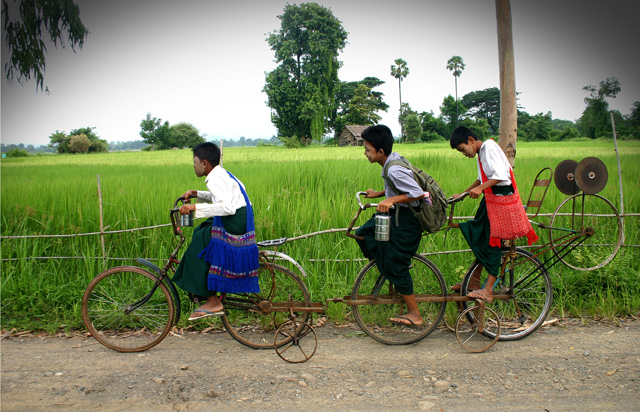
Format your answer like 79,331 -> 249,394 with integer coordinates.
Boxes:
179,204 -> 196,214
377,198 -> 394,213
469,187 -> 483,199
181,190 -> 197,202
363,189 -> 380,199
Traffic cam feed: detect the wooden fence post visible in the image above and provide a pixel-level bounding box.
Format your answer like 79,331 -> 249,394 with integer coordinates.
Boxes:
97,175 -> 106,262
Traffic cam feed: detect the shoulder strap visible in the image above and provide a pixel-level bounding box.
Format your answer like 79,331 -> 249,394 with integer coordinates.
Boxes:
225,171 -> 255,232
383,157 -> 410,195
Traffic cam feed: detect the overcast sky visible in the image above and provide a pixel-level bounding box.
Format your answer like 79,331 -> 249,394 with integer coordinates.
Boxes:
2,0 -> 639,146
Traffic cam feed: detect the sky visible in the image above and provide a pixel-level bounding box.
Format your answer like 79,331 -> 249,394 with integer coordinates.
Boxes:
1,0 -> 639,146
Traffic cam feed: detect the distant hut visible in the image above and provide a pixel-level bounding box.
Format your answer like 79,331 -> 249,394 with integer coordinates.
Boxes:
338,125 -> 369,147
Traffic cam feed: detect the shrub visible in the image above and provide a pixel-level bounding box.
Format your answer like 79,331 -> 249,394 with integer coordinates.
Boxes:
5,148 -> 29,158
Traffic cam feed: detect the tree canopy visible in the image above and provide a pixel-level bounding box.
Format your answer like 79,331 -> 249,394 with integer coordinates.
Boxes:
332,77 -> 388,136
48,127 -> 107,154
461,87 -> 501,132
264,3 -> 348,145
577,77 -> 621,138
139,113 -> 205,150
2,0 -> 89,91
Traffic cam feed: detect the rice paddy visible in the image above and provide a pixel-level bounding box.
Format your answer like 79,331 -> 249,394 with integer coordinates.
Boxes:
1,140 -> 639,331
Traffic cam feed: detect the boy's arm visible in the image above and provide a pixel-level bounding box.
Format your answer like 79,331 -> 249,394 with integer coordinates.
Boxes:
377,194 -> 423,213
468,178 -> 502,199
363,189 -> 385,199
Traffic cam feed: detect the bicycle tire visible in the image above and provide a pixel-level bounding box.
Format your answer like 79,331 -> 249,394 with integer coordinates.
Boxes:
550,193 -> 622,271
461,248 -> 552,341
351,254 -> 447,345
82,266 -> 175,352
221,262 -> 310,349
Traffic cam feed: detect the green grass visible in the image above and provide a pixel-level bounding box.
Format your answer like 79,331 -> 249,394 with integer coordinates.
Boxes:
1,140 -> 639,332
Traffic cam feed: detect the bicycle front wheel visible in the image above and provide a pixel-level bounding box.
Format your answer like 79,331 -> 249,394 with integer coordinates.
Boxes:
351,254 -> 447,345
221,262 -> 310,349
461,248 -> 552,341
82,266 -> 175,352
550,193 -> 622,270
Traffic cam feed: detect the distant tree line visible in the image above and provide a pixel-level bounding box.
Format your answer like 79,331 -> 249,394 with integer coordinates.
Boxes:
397,82 -> 639,143
219,136 -> 281,147
1,143 -> 55,154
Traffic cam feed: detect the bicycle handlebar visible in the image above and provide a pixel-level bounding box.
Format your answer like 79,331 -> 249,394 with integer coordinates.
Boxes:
446,192 -> 469,227
356,191 -> 395,211
447,192 -> 469,204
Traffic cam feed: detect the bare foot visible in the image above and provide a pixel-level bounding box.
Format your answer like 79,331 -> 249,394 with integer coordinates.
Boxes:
467,289 -> 493,303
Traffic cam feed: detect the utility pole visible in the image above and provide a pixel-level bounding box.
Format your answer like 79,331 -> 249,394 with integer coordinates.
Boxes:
496,0 -> 517,166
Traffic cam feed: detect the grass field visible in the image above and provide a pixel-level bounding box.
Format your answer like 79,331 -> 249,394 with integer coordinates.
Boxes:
1,140 -> 639,332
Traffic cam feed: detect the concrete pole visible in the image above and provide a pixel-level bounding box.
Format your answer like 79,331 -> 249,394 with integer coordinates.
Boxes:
496,0 -> 517,166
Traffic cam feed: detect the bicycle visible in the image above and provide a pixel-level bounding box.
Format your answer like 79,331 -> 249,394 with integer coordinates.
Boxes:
81,196 -> 319,357
442,159 -> 621,347
333,174 -> 620,353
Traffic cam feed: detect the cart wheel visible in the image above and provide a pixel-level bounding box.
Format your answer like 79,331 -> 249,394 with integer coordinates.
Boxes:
274,319 -> 318,363
455,302 -> 500,353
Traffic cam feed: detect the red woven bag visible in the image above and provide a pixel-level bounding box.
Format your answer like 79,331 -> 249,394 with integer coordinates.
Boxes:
478,157 -> 538,247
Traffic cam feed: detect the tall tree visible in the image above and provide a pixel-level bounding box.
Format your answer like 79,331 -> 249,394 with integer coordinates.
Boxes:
140,113 -> 170,149
577,77 -> 621,138
626,101 -> 640,139
390,58 -> 409,140
2,0 -> 89,91
403,113 -> 422,143
264,3 -> 347,145
446,55 -> 465,126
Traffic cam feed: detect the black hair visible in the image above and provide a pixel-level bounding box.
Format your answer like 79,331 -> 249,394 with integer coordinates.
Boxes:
192,142 -> 221,167
449,126 -> 481,149
361,124 -> 393,155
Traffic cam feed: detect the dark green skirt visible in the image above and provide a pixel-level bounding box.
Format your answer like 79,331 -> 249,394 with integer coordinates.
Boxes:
355,207 -> 423,295
172,207 -> 247,297
459,186 -> 513,278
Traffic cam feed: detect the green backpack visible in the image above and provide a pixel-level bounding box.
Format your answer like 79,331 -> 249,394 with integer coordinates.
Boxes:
383,156 -> 448,234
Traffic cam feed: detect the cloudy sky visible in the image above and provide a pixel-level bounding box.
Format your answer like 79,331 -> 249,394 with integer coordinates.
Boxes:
2,0 -> 638,146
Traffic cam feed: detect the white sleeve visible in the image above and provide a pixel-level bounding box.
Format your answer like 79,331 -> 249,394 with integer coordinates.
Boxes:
479,141 -> 511,184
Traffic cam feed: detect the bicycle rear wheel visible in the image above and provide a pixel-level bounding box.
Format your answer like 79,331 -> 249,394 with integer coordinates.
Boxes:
461,248 -> 552,341
351,254 -> 447,345
221,262 -> 310,349
550,193 -> 622,270
82,266 -> 175,352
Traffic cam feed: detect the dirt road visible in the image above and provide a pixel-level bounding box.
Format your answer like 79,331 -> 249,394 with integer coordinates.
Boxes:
1,320 -> 638,412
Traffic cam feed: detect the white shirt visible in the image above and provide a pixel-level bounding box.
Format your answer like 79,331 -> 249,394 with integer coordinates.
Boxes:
194,166 -> 247,219
477,139 -> 512,186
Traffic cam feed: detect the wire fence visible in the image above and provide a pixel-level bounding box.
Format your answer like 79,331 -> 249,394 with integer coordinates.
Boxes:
1,212 -> 637,263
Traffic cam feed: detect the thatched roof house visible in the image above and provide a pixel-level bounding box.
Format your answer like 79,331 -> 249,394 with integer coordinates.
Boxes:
338,125 -> 369,147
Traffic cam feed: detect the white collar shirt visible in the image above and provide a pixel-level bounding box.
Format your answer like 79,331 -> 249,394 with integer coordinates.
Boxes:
477,139 -> 512,186
194,166 -> 247,219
